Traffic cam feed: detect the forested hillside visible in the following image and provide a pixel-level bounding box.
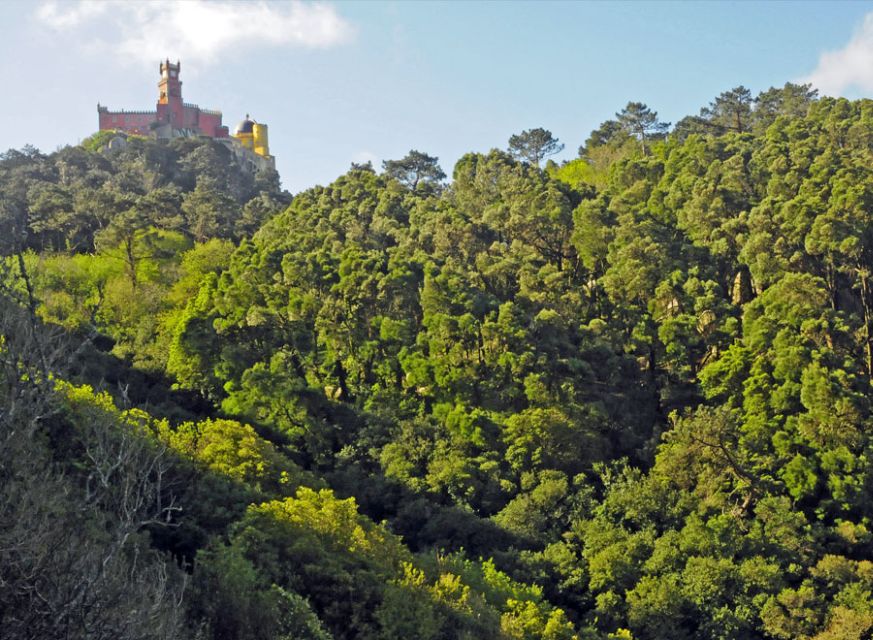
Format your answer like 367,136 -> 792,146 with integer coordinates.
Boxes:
2,84 -> 873,640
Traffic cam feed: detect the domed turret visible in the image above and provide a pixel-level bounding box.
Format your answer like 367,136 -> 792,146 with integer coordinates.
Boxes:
230,113 -> 273,165
235,114 -> 255,135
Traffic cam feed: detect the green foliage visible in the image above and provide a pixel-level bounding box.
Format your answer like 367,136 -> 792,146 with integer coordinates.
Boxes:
7,83 -> 873,640
0,136 -> 286,373
189,543 -> 331,640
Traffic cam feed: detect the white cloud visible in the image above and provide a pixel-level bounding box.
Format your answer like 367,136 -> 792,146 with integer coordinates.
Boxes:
802,12 -> 873,96
36,0 -> 107,29
34,0 -> 353,64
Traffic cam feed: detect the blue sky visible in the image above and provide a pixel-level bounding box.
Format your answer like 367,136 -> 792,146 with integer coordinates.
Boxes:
2,1 -> 873,192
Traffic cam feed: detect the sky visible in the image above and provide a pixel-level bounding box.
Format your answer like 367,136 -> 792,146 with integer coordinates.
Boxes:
2,0 -> 873,193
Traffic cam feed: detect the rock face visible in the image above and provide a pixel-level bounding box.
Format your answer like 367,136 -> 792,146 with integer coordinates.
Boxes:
732,266 -> 754,306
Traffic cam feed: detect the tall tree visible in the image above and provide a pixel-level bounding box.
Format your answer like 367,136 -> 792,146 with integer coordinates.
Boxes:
702,86 -> 754,133
508,128 -> 565,166
616,102 -> 670,154
382,150 -> 446,192
754,82 -> 819,130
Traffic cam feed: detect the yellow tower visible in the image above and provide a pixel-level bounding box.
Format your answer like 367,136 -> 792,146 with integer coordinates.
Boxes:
253,122 -> 270,157
233,115 -> 270,157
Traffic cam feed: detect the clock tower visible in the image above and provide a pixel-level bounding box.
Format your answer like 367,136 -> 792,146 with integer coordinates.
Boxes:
157,59 -> 183,126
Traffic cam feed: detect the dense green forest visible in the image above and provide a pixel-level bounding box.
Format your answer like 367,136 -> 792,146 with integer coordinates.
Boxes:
2,83 -> 873,639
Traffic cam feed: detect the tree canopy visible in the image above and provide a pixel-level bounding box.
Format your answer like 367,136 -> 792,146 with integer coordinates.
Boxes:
3,82 -> 873,640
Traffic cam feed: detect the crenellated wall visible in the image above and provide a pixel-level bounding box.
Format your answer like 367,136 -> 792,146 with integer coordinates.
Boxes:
97,106 -> 158,136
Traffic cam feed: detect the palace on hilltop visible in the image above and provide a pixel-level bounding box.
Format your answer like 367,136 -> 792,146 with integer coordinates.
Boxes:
97,60 -> 275,174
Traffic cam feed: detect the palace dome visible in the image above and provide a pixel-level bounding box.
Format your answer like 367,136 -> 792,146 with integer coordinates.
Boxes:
235,115 -> 254,135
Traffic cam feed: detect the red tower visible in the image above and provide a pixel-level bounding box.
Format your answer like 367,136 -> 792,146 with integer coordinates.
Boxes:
156,59 -> 184,127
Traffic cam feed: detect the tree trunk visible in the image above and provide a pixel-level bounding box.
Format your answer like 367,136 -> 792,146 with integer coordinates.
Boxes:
858,266 -> 873,378
125,236 -> 138,290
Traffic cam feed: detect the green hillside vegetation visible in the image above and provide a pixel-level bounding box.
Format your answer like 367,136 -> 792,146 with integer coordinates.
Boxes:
2,83 -> 873,639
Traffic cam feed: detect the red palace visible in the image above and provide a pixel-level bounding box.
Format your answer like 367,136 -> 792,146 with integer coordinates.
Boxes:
97,60 -> 229,139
